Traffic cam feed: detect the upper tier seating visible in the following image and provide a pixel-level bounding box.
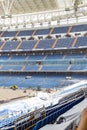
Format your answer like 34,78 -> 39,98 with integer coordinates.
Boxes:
18,30 -> 34,36
0,24 -> 87,38
2,41 -> 19,50
55,37 -> 74,48
1,36 -> 87,51
35,28 -> 50,35
52,26 -> 69,34
19,40 -> 36,50
36,39 -> 55,49
75,36 -> 87,47
71,24 -> 87,32
2,31 -> 18,37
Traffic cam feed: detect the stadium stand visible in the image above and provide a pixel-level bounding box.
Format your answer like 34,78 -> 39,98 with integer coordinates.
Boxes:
71,24 -> 87,32
2,41 -> 19,51
35,28 -> 51,35
2,31 -> 18,37
52,26 -> 69,34
1,24 -> 87,39
75,36 -> 87,47
0,0 -> 87,129
19,40 -> 37,50
36,39 -> 55,49
1,35 -> 87,52
0,41 -> 4,47
18,30 -> 34,37
54,37 -> 74,48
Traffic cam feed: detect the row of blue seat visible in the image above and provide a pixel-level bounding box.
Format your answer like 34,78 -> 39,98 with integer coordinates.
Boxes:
0,53 -> 86,61
1,24 -> 87,37
0,63 -> 87,71
0,36 -> 87,51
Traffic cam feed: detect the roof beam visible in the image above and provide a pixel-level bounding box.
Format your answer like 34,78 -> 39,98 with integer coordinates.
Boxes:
1,0 -> 15,15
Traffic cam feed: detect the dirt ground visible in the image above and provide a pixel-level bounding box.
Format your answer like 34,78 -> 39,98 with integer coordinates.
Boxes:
0,88 -> 37,103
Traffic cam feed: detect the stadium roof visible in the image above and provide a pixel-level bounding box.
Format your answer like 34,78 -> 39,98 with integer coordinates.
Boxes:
0,0 -> 87,30
0,0 -> 86,15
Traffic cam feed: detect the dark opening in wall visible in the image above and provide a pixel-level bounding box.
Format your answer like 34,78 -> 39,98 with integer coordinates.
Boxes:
56,35 -> 61,38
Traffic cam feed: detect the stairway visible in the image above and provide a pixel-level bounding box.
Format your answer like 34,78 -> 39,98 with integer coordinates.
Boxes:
0,41 -> 6,50
67,65 -> 72,71
33,39 -> 40,49
32,30 -> 36,37
38,65 -> 43,71
15,31 -> 20,38
49,28 -> 54,35
72,37 -> 78,47
52,38 -> 58,48
16,40 -> 22,50
67,26 -> 72,33
21,65 -> 25,71
0,31 -> 5,37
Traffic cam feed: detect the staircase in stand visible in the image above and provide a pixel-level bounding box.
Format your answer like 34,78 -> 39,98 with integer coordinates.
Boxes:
33,39 -> 40,50
67,65 -> 72,71
0,31 -> 5,37
0,41 -> 6,50
32,30 -> 36,37
72,37 -> 78,47
49,28 -> 54,35
16,40 -> 22,50
38,65 -> 43,71
67,26 -> 72,33
14,31 -> 20,38
52,38 -> 58,48
21,65 -> 25,71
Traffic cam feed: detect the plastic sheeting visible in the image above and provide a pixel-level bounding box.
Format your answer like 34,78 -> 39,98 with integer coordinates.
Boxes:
0,80 -> 87,128
40,98 -> 87,130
